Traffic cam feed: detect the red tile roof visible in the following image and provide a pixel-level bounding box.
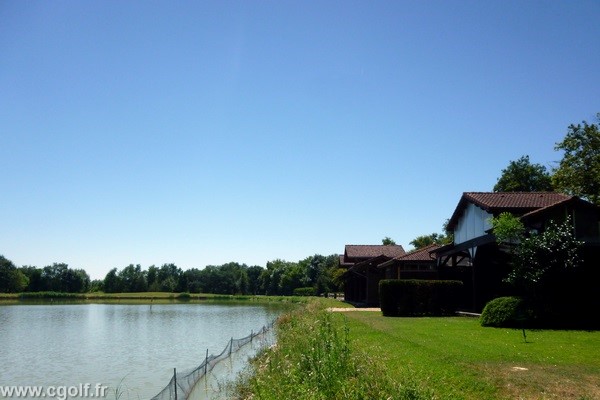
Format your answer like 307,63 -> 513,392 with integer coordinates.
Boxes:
463,192 -> 571,210
344,244 -> 406,260
396,243 -> 441,261
448,192 -> 573,230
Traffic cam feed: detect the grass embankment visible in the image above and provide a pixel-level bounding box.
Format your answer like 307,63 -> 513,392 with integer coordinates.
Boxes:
235,300 -> 433,400
236,301 -> 600,399
344,311 -> 600,400
0,291 -> 318,304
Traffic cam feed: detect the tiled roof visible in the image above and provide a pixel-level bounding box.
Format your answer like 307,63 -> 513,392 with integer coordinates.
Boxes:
345,245 -> 406,259
395,243 -> 441,262
448,192 -> 573,230
464,192 -> 571,210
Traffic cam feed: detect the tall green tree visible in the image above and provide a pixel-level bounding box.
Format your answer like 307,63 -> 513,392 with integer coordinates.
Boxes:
0,256 -> 28,293
553,114 -> 600,205
493,155 -> 553,192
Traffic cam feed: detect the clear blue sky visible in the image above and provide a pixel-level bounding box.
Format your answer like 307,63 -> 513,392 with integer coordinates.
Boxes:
2,1 -> 599,279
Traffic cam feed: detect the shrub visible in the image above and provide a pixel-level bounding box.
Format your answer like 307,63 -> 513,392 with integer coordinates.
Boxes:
18,291 -> 86,300
292,287 -> 316,296
176,292 -> 191,300
480,296 -> 528,327
380,280 -> 463,317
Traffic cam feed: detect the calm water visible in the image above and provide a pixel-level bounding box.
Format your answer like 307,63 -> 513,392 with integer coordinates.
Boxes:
0,302 -> 283,399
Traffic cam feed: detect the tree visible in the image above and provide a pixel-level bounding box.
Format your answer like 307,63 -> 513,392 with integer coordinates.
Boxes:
491,213 -> 582,296
490,212 -> 525,244
381,237 -> 396,245
409,232 -> 452,249
493,155 -> 553,192
504,217 -> 582,292
103,268 -> 123,293
0,256 -> 28,293
553,114 -> 600,205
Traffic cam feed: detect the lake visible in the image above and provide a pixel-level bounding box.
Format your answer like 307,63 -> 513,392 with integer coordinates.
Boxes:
0,302 -> 284,399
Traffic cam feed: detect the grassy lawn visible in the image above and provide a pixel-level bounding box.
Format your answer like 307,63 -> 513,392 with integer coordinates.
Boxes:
341,311 -> 600,400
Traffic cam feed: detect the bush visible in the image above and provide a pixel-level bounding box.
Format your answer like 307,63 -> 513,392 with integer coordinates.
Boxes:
480,296 -> 528,327
380,280 -> 463,317
292,287 -> 316,296
176,292 -> 191,300
18,291 -> 86,299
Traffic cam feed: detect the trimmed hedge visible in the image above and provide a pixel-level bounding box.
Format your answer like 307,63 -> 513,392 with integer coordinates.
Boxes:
380,279 -> 463,317
293,287 -> 316,297
480,296 -> 528,327
18,291 -> 86,299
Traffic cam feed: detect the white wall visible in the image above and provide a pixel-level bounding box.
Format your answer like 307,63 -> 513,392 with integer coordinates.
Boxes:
454,203 -> 492,244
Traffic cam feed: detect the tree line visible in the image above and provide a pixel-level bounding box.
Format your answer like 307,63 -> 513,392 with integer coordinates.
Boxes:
0,254 -> 343,296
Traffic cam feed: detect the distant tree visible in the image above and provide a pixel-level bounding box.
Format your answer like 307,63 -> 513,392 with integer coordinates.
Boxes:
382,237 -> 396,245
119,264 -> 147,292
493,155 -> 553,192
246,266 -> 264,295
183,268 -> 203,293
157,263 -> 182,292
147,265 -> 159,291
0,255 -> 28,293
89,279 -> 104,292
103,268 -> 123,293
409,231 -> 452,250
553,114 -> 600,205
20,266 -> 43,292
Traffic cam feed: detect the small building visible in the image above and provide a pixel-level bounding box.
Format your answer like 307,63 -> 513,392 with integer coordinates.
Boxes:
341,245 -> 405,306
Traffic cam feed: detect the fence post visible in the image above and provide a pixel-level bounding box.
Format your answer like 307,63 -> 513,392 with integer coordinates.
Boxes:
173,368 -> 177,400
204,348 -> 208,375
229,337 -> 233,355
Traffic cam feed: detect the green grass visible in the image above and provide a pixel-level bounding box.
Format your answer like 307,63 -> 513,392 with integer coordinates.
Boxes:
343,312 -> 600,399
235,301 -> 433,400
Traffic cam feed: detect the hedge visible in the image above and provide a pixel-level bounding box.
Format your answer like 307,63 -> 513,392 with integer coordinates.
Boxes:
293,287 -> 316,296
379,279 -> 463,317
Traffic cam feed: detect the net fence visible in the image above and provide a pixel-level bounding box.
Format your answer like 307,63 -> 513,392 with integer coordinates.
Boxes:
150,321 -> 275,400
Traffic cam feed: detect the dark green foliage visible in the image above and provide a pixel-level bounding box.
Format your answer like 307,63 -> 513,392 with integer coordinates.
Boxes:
176,292 -> 191,300
480,297 -> 528,327
292,287 -> 316,296
493,155 -> 553,192
553,114 -> 600,205
0,256 -> 29,293
380,279 -> 463,317
504,217 -> 583,291
409,232 -> 452,249
19,291 -> 86,299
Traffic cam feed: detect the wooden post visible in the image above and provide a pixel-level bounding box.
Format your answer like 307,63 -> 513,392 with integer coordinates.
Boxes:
173,368 -> 177,400
229,337 -> 233,355
204,348 -> 208,374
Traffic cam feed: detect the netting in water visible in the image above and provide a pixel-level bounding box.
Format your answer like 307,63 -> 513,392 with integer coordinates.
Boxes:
150,322 -> 274,400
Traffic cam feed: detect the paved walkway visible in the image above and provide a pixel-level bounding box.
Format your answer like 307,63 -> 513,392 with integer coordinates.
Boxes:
327,307 -> 381,312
